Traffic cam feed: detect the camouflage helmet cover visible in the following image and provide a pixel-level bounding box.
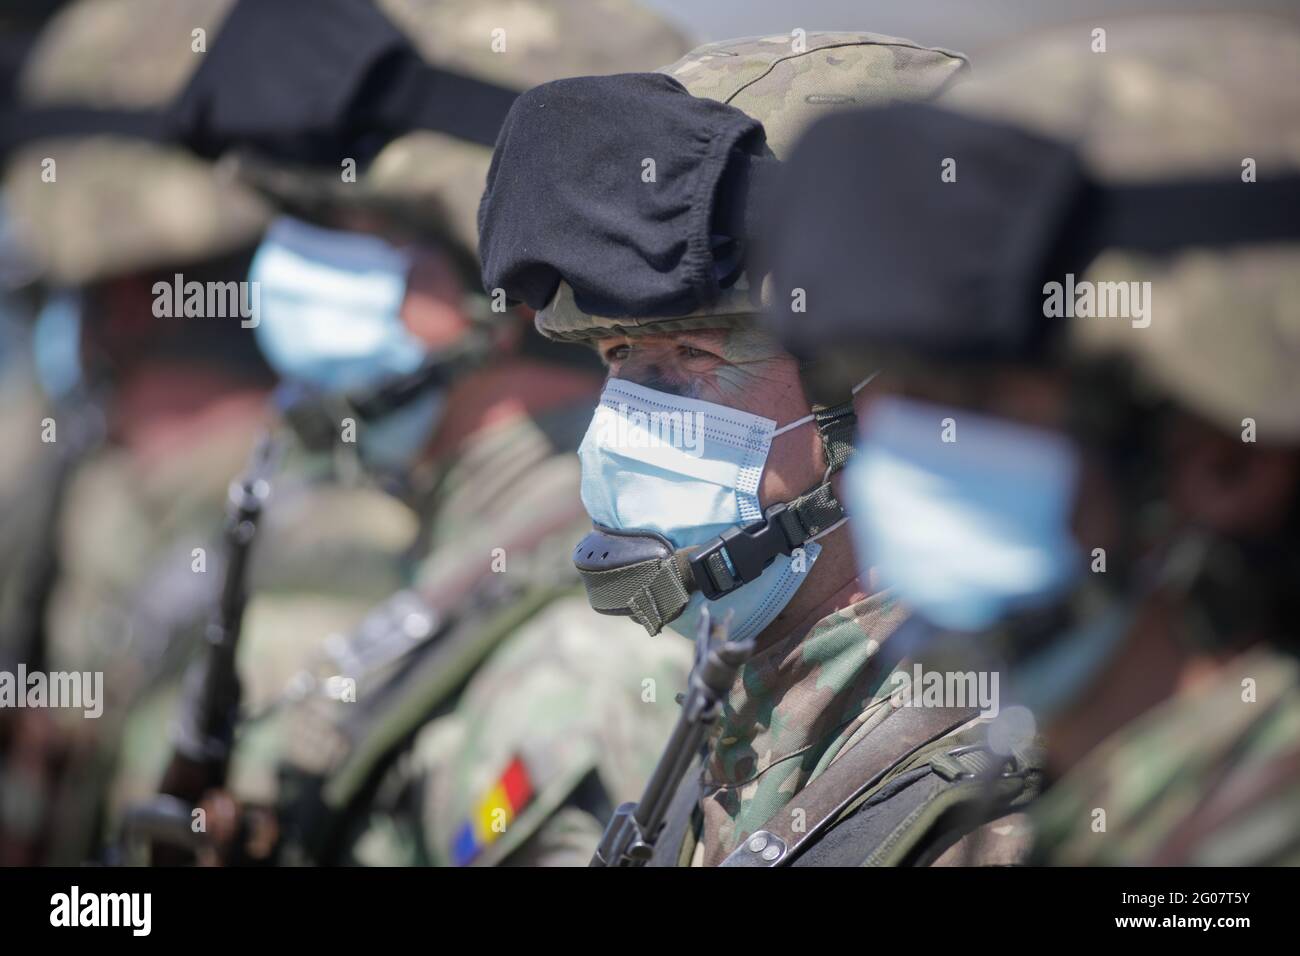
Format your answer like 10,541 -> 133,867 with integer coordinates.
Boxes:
5,0 -> 270,285
941,12 -> 1300,439
534,31 -> 970,342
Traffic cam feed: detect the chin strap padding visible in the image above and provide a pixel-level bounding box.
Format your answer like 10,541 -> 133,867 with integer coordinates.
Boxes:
814,399 -> 858,474
574,529 -> 695,636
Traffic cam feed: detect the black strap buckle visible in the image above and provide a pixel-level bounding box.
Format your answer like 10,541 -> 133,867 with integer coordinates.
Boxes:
688,503 -> 796,600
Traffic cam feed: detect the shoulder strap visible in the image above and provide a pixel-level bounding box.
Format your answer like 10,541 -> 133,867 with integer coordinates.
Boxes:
719,704 -> 977,866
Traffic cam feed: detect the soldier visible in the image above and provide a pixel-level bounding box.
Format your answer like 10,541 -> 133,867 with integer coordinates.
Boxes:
0,201 -> 56,866
0,0 -> 272,863
761,13 -> 1300,864
478,32 -> 1050,867
110,0 -> 698,867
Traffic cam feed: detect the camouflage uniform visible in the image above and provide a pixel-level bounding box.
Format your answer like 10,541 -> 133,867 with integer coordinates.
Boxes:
901,14 -> 1300,865
1031,647 -> 1300,865
267,401 -> 696,867
0,261 -> 54,864
109,450 -> 421,832
519,34 -> 1044,867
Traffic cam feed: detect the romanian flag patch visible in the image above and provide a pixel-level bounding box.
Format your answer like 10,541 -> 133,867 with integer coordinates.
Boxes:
450,755 -> 535,866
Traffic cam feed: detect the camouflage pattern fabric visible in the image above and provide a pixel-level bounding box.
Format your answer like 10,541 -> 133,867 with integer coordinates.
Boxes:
694,588 -> 912,864
664,589 -> 1034,868
535,31 -> 969,342
275,403 -> 602,790
1030,647 -> 1300,865
0,353 -> 46,522
266,401 -> 667,865
109,457 -> 422,826
414,593 -> 692,867
36,393 -> 266,862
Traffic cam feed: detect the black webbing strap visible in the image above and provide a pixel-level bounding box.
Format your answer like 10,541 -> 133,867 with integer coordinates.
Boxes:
1,0 -> 520,161
688,483 -> 849,599
813,400 -> 857,473
719,705 -> 979,866
364,57 -> 519,150
2,68 -> 518,162
775,481 -> 847,545
1070,174 -> 1300,263
0,107 -> 171,154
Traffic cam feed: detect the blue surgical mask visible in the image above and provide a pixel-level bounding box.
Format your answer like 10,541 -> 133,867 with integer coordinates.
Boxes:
358,389 -> 445,472
579,378 -> 823,644
846,396 -> 1083,632
250,216 -> 445,469
249,216 -> 426,392
32,289 -> 84,400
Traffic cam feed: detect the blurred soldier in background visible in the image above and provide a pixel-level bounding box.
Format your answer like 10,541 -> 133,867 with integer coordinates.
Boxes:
0,0 -> 272,864
107,0 -> 696,867
478,32 -> 1048,867
951,14 -> 1300,865
762,12 -> 1300,864
0,2 -> 71,104
0,198 -> 51,866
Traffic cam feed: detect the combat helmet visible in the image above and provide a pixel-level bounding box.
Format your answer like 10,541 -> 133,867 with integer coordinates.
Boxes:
536,31 -> 969,342
226,0 -> 692,266
4,0 -> 270,286
940,11 -> 1300,441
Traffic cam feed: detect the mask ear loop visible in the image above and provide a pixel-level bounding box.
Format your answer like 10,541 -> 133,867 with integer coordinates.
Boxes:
771,411 -> 815,439
771,371 -> 879,439
767,372 -> 880,546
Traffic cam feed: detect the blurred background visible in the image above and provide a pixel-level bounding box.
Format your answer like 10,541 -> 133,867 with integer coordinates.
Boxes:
639,0 -> 1300,51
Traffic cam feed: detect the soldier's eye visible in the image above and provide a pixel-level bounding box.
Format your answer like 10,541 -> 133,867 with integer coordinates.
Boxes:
680,345 -> 714,360
604,344 -> 631,364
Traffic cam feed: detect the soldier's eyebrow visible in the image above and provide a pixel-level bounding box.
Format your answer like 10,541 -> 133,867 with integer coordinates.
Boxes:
676,329 -> 732,352
713,325 -> 784,365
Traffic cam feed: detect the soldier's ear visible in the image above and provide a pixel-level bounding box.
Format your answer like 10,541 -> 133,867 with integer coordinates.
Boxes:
1170,415 -> 1300,536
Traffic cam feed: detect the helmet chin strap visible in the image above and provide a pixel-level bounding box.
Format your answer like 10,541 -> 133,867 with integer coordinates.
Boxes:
574,383 -> 869,636
274,327 -> 492,453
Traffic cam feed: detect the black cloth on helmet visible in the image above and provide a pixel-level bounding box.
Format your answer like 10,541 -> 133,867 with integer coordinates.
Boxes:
1,0 -> 519,163
763,102 -> 1300,363
168,0 -> 517,162
477,72 -> 772,318
761,103 -> 1088,362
